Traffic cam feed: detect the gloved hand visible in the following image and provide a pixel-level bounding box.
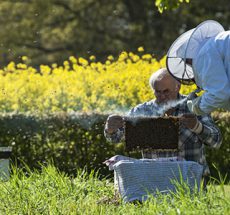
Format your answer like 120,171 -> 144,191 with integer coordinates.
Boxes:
187,96 -> 205,115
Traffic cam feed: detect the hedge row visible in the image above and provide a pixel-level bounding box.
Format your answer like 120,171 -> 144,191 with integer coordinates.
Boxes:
0,112 -> 229,180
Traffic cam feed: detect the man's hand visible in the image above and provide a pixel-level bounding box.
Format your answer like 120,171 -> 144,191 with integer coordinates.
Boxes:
164,107 -> 175,116
180,113 -> 198,129
180,113 -> 203,133
105,114 -> 124,134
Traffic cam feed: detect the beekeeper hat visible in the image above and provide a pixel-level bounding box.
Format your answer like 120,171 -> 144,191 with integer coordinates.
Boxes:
166,20 -> 224,85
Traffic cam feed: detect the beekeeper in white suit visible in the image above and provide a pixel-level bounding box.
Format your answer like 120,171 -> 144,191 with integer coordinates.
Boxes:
166,20 -> 230,115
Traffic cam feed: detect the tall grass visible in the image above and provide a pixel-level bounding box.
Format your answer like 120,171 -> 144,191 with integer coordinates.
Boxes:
0,164 -> 229,214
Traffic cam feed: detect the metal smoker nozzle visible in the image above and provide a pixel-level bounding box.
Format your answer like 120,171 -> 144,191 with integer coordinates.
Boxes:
187,88 -> 202,100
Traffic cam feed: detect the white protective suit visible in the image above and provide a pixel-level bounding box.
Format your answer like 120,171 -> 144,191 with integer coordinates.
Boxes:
193,31 -> 230,113
167,20 -> 230,115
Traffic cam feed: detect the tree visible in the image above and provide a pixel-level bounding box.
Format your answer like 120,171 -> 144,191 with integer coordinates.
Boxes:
0,0 -> 229,66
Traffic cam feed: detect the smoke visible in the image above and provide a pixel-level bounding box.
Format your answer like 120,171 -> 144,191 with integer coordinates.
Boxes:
124,116 -> 144,126
157,97 -> 187,116
67,97 -> 187,129
68,108 -> 130,130
117,98 -> 188,132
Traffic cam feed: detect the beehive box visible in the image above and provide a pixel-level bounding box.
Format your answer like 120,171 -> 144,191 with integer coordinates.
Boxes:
124,116 -> 179,151
0,147 -> 12,181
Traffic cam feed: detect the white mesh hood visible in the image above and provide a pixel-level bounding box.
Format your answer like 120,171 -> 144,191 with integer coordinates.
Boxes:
166,20 -> 225,85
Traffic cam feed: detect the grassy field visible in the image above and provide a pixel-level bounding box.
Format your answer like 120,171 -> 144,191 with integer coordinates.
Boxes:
0,165 -> 229,214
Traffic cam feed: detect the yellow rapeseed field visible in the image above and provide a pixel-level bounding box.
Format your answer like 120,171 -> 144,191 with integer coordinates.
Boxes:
0,48 -> 196,113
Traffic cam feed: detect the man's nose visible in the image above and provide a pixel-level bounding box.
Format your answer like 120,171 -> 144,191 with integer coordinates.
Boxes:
159,94 -> 167,100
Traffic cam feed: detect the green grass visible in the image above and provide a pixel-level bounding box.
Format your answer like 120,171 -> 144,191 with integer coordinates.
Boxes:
0,165 -> 229,214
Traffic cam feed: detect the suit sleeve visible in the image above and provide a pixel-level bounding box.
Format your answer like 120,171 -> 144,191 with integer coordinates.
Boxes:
195,46 -> 230,113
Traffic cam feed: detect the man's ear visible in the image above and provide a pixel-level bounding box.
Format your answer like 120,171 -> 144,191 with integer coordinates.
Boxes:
175,83 -> 181,91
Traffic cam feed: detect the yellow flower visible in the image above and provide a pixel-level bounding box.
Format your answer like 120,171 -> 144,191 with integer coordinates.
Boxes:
17,63 -> 27,69
69,56 -> 77,64
118,52 -> 128,61
63,61 -> 69,66
107,55 -> 114,61
52,63 -> 57,68
131,54 -> 140,62
22,56 -> 28,62
89,55 -> 96,61
142,54 -> 152,60
105,60 -> 111,65
79,57 -> 88,66
40,65 -> 51,75
138,46 -> 144,52
0,51 -> 198,113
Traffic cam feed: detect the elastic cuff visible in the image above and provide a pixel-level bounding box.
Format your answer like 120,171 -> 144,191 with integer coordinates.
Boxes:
190,121 -> 203,134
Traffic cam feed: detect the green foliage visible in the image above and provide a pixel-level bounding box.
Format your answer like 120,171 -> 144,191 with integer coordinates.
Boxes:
0,112 -> 229,181
0,164 -> 229,213
0,164 -> 115,214
207,112 -> 230,182
0,113 -> 125,177
155,0 -> 190,13
1,0 -> 230,66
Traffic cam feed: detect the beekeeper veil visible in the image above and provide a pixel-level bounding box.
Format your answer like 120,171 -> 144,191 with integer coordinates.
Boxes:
166,20 -> 224,85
